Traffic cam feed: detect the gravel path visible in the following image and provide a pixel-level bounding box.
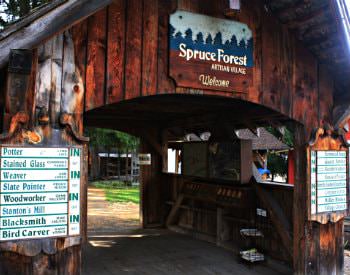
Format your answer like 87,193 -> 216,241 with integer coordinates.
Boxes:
345,250 -> 350,274
87,187 -> 140,234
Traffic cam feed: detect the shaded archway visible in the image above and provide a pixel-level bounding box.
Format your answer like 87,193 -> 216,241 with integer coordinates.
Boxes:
83,93 -> 297,270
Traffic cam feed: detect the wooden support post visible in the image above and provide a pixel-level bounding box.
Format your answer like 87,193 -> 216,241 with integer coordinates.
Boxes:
162,129 -> 168,173
140,130 -> 165,228
0,44 -> 88,274
293,124 -> 308,274
293,124 -> 345,274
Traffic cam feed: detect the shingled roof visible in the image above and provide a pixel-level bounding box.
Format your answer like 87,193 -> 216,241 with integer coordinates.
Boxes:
236,128 -> 290,151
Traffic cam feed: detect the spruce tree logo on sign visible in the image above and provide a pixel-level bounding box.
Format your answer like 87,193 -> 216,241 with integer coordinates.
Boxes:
169,10 -> 253,93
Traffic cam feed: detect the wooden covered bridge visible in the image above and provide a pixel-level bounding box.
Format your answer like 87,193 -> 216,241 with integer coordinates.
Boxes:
0,0 -> 349,274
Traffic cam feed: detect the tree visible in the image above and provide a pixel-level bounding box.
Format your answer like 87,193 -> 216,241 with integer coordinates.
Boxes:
85,127 -> 139,180
85,127 -> 139,154
175,31 -> 182,39
267,152 -> 288,182
213,32 -> 222,45
205,33 -> 213,44
0,0 -> 51,29
247,38 -> 253,51
195,32 -> 204,44
185,28 -> 193,41
266,126 -> 294,147
230,35 -> 238,47
239,39 -> 246,49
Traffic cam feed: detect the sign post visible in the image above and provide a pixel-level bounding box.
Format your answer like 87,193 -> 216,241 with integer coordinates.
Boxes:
307,127 -> 349,223
0,146 -> 82,241
169,10 -> 253,93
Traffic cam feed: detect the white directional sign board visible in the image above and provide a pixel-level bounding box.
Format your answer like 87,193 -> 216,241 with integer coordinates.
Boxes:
0,146 -> 82,241
310,150 -> 348,215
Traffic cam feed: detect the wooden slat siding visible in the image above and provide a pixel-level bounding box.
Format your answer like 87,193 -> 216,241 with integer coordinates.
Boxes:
142,0 -> 158,96
106,0 -> 125,104
85,8 -> 107,111
306,222 -> 320,275
36,39 -> 53,112
140,134 -> 164,227
177,0 -> 199,11
198,0 -> 227,17
61,30 -> 85,131
244,0 -> 263,104
319,223 -> 336,275
157,0 -> 176,94
318,65 -> 333,125
4,51 -> 35,132
175,0 -> 200,89
293,44 -> 318,135
124,0 -> 143,100
279,27 -> 294,117
293,124 -> 307,274
49,34 -> 64,127
309,221 -> 345,275
262,13 -> 282,111
335,220 -> 344,274
27,50 -> 38,128
70,21 -> 88,133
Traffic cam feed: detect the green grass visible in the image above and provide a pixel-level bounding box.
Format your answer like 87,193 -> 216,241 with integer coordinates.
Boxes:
105,188 -> 139,204
91,181 -> 140,204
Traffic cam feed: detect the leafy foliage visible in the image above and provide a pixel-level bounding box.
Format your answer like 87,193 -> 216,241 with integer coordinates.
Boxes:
266,126 -> 294,147
85,127 -> 139,153
267,152 -> 288,181
0,0 -> 51,29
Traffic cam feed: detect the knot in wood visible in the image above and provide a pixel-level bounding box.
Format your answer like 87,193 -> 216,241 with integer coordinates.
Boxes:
73,84 -> 80,93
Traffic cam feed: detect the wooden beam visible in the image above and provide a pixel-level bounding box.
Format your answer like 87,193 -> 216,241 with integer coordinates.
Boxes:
166,194 -> 185,227
0,0 -> 113,68
0,0 -> 67,40
141,131 -> 163,157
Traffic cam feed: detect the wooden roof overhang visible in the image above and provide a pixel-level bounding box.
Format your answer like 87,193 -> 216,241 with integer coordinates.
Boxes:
84,94 -> 293,139
0,0 -> 348,134
0,0 -> 347,73
266,0 -> 350,120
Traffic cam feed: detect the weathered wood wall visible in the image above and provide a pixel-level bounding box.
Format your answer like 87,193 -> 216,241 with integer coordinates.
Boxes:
2,0 -> 337,274
36,0 -> 332,136
22,0 -> 334,136
0,35 -> 89,275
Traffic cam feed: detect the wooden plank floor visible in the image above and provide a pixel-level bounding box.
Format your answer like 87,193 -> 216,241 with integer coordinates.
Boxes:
82,229 -> 291,275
